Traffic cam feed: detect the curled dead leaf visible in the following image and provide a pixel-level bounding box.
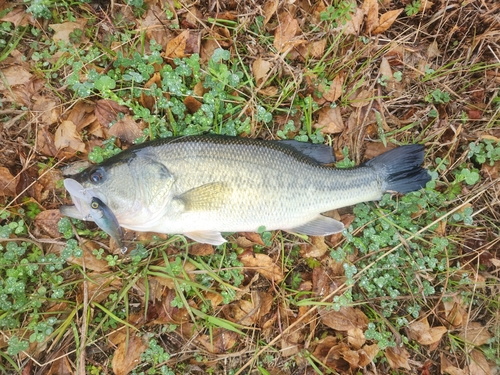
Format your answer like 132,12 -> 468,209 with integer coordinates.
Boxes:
253,57 -> 272,86
111,333 -> 148,375
0,167 -> 19,197
372,9 -> 403,35
274,13 -> 304,53
319,306 -> 369,331
198,328 -> 239,354
385,345 -> 411,370
362,0 -> 379,33
240,252 -> 284,282
164,30 -> 189,59
314,106 -> 344,134
54,120 -> 86,153
441,353 -> 468,375
457,321 -> 492,346
407,317 -> 447,346
108,115 -> 144,143
468,349 -> 491,375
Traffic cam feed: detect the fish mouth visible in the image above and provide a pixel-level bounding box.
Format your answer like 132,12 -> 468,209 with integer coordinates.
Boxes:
63,178 -> 100,221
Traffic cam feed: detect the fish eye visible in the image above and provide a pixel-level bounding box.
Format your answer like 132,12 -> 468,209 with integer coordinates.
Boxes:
91,201 -> 99,209
89,168 -> 105,184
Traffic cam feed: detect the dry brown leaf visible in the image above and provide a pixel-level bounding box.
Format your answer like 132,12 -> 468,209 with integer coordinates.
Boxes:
314,106 -> 344,134
223,299 -> 256,326
359,343 -> 379,366
297,39 -> 327,59
362,0 -> 379,33
0,6 -> 31,27
111,333 -> 148,375
319,306 -> 369,331
240,253 -> 284,282
0,167 -> 19,197
349,89 -> 373,108
54,120 -> 86,153
407,317 -> 447,346
347,327 -> 365,349
108,115 -> 143,143
164,30 -> 189,59
379,57 -> 393,81
258,86 -> 279,96
32,95 -> 60,126
0,65 -> 32,89
300,235 -> 329,258
441,354 -> 467,375
34,210 -> 63,238
263,0 -> 279,25
322,75 -> 343,102
67,101 -> 96,131
458,322 -> 492,346
372,9 -> 403,34
95,99 -> 129,128
198,328 -> 239,354
427,40 -> 441,59
441,297 -> 468,328
274,13 -> 304,53
36,127 -> 58,157
189,243 -> 214,256
252,57 -> 272,86
50,19 -> 87,44
184,95 -> 202,114
66,243 -> 111,273
385,346 -> 411,370
334,7 -> 365,35
468,349 -> 491,375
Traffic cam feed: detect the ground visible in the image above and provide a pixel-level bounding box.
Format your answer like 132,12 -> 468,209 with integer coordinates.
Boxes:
0,0 -> 499,374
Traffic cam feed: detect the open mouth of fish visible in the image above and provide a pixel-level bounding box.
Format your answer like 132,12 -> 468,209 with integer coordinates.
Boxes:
62,179 -> 127,253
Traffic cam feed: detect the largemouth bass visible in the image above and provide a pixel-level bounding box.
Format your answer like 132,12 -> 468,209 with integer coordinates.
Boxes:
61,136 -> 430,246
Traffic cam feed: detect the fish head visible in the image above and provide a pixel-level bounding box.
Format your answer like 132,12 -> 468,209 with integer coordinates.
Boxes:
66,151 -> 176,229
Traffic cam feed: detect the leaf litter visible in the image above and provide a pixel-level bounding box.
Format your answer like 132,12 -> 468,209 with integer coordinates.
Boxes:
0,0 -> 499,374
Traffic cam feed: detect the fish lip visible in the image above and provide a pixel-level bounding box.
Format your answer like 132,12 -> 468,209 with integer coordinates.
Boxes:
64,178 -> 106,221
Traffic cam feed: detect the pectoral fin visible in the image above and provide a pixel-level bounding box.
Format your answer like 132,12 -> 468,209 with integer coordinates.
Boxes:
176,183 -> 229,211
287,216 -> 344,236
184,230 -> 226,245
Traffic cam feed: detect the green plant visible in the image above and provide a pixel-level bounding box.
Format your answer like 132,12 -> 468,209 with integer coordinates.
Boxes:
405,0 -> 421,16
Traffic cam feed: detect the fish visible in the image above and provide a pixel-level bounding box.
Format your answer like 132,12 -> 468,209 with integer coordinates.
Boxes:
60,135 -> 430,246
62,179 -> 126,253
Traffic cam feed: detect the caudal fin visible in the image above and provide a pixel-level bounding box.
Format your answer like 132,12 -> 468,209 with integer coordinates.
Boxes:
366,145 -> 431,194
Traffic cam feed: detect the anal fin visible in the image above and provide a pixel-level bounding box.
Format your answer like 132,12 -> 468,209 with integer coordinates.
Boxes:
287,215 -> 344,236
184,230 -> 226,245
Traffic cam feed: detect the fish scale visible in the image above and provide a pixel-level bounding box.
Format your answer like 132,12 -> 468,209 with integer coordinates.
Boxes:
61,135 -> 430,246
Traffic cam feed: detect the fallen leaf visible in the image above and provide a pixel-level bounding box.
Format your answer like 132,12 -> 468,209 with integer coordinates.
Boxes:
263,0 -> 279,25
164,30 -> 190,59
349,89 -> 373,108
253,57 -> 272,86
36,127 -> 58,157
240,253 -> 285,282
322,75 -> 343,102
223,299 -> 256,326
66,243 -> 112,274
54,120 -> 86,153
441,353 -> 468,375
314,106 -> 344,134
385,346 -> 411,370
347,327 -> 366,349
189,243 -> 214,256
274,13 -> 304,53
34,210 -> 63,238
458,322 -> 492,346
184,95 -> 202,114
0,65 -> 32,89
407,317 -> 447,346
95,99 -> 129,128
258,86 -> 279,96
198,328 -> 239,354
111,333 -> 148,375
108,114 -> 144,143
32,95 -> 60,126
362,0 -> 379,33
67,101 -> 96,131
0,6 -> 30,27
0,167 -> 19,197
300,236 -> 329,258
372,9 -> 403,35
50,19 -> 87,44
319,306 -> 369,331
468,349 -> 491,375
334,7 -> 365,35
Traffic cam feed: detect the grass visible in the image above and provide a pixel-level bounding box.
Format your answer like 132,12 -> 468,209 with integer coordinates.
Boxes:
0,0 -> 499,374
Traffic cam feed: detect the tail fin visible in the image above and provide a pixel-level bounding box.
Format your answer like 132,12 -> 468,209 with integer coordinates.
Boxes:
366,145 -> 431,194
